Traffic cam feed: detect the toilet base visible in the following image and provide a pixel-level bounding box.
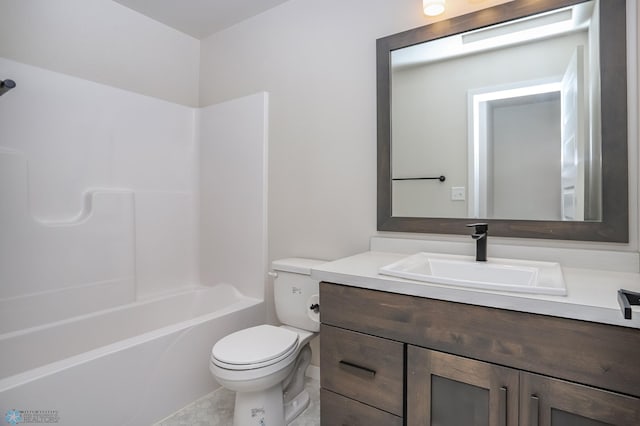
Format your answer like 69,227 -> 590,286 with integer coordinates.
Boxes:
234,384 -> 284,426
284,389 -> 310,424
230,344 -> 312,426
232,385 -> 311,426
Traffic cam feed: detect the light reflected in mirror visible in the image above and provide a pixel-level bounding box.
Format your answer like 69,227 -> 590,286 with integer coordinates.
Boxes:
390,1 -> 599,221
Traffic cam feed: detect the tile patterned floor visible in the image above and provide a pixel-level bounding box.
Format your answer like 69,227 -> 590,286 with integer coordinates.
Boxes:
154,377 -> 320,426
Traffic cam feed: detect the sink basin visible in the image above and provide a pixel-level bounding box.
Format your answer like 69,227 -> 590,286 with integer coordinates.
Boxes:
379,252 -> 566,295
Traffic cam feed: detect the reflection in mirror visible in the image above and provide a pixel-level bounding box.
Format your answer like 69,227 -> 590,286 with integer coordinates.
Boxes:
377,0 -> 628,242
391,1 -> 599,221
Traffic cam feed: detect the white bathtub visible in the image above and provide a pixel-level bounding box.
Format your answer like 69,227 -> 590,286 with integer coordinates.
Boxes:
0,284 -> 264,425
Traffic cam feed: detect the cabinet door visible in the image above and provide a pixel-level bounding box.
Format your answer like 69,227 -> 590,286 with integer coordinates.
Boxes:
520,372 -> 640,426
407,346 -> 519,426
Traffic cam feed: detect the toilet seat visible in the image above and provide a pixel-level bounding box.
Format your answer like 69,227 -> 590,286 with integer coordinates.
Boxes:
211,325 -> 299,370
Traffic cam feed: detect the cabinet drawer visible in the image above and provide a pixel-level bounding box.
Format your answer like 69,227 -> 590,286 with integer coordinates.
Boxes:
320,324 -> 403,416
320,389 -> 403,426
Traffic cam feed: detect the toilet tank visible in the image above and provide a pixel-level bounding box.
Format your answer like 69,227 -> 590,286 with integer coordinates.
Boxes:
272,258 -> 326,332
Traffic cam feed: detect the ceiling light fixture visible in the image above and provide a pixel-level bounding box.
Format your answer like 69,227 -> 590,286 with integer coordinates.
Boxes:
423,0 -> 445,16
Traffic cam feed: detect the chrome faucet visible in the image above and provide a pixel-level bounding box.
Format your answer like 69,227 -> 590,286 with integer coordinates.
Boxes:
466,223 -> 488,262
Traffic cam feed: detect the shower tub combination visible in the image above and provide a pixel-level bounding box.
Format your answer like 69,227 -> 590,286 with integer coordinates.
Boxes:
0,59 -> 270,425
0,284 -> 264,425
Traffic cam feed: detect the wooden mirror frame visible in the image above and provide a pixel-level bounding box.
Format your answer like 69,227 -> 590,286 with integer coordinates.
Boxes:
377,0 -> 628,242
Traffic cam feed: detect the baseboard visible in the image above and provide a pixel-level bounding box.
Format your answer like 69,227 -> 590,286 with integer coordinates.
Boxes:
305,365 -> 320,381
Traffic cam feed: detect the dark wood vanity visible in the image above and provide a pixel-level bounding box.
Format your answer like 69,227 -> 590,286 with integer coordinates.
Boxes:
319,282 -> 640,426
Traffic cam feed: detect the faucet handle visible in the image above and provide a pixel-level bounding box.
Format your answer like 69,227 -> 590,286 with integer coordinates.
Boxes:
466,223 -> 488,233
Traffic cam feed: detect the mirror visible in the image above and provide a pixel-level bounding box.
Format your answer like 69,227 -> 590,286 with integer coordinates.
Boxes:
377,0 -> 628,242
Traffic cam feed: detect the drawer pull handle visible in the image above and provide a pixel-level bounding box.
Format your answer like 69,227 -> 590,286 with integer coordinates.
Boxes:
499,387 -> 507,426
530,395 -> 539,426
339,360 -> 376,378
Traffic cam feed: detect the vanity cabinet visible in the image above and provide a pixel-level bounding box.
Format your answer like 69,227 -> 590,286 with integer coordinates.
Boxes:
320,282 -> 640,426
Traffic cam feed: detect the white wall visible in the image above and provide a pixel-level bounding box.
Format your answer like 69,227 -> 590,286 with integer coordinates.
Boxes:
200,0 -> 639,267
0,58 -> 198,306
200,0 -> 431,263
0,0 -> 200,106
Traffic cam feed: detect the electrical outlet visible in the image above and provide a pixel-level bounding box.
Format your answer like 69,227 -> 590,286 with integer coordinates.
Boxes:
451,187 -> 465,201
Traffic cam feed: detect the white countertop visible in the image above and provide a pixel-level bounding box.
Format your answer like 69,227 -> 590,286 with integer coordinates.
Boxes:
311,251 -> 640,329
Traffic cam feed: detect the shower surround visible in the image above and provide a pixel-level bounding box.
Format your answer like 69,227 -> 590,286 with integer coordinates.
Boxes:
0,57 -> 269,424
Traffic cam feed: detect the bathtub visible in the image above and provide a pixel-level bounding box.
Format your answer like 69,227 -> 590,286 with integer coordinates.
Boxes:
0,284 -> 264,425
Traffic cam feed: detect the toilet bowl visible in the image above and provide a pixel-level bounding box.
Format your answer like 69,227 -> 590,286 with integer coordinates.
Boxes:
209,258 -> 325,426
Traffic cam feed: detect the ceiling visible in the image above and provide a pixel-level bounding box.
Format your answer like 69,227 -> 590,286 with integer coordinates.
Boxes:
113,0 -> 514,40
113,0 -> 292,39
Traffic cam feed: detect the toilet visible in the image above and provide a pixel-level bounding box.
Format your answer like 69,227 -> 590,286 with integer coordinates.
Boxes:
209,258 -> 325,426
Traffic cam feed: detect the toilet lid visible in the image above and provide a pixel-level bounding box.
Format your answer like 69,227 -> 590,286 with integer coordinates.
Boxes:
212,325 -> 299,367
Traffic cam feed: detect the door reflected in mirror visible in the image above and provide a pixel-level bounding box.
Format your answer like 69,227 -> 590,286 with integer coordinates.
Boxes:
390,1 -> 601,221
